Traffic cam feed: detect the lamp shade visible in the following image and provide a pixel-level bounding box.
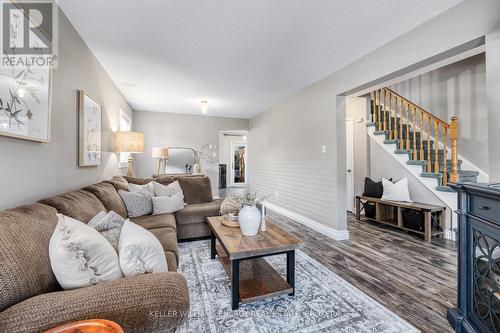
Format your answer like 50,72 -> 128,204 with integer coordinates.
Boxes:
152,147 -> 169,159
115,131 -> 144,153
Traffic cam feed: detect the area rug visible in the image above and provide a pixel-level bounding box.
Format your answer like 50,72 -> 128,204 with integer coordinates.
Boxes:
176,240 -> 419,333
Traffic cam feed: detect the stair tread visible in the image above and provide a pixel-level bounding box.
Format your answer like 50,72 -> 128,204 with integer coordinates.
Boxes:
436,186 -> 456,193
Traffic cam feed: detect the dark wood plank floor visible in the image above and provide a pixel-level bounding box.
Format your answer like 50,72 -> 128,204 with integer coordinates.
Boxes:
269,211 -> 457,333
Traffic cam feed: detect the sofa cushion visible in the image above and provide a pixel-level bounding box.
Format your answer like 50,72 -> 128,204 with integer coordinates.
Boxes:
0,272 -> 190,333
177,176 -> 213,204
125,175 -> 213,204
174,199 -> 223,226
131,213 -> 176,230
0,203 -> 59,311
104,175 -> 129,192
39,190 -> 107,223
83,182 -> 127,218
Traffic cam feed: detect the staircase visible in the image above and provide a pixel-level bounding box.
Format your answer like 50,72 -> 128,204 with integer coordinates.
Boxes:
368,87 -> 480,193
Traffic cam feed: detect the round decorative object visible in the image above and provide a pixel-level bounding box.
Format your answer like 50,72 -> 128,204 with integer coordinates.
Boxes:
238,205 -> 262,236
221,217 -> 240,228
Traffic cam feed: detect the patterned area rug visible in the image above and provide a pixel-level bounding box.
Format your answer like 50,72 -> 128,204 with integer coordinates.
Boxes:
176,240 -> 419,333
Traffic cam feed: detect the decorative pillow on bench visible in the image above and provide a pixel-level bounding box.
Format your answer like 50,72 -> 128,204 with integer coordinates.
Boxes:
381,177 -> 412,202
363,177 -> 386,198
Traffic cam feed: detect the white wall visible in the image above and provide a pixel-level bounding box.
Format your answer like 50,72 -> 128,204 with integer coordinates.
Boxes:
133,111 -> 248,196
390,53 -> 488,173
0,9 -> 133,210
249,0 -> 500,236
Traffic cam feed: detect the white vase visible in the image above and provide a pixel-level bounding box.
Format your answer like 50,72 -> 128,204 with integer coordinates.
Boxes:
238,205 -> 261,236
193,163 -> 201,174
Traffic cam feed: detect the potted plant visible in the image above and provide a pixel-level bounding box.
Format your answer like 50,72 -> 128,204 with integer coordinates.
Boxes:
232,189 -> 268,236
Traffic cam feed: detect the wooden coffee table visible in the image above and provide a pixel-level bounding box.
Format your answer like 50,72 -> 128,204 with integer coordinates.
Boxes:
207,216 -> 303,310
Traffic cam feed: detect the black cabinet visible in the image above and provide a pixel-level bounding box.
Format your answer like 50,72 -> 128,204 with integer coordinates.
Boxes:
449,183 -> 500,333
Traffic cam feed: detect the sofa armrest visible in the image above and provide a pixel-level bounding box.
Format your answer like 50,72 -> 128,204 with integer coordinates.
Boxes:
0,273 -> 189,333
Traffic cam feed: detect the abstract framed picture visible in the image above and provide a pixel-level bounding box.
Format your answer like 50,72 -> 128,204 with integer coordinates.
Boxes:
78,90 -> 102,166
0,66 -> 52,142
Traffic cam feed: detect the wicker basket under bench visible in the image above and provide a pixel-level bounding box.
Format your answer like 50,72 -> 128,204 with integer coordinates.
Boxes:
355,195 -> 446,242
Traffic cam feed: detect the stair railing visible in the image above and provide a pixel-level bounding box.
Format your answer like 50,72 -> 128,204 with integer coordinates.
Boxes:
371,87 -> 459,187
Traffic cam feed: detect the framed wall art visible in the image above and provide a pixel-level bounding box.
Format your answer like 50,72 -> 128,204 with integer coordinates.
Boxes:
78,90 -> 102,166
0,66 -> 52,142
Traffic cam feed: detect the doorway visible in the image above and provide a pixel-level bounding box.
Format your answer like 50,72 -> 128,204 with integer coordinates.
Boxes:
230,141 -> 247,186
346,117 -> 354,212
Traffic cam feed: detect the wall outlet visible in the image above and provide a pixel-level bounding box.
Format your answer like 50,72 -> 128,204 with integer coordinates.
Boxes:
212,152 -> 216,158
321,145 -> 327,153
274,191 -> 279,197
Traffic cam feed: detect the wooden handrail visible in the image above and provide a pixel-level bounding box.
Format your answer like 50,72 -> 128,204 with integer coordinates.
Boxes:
384,87 -> 449,128
371,87 -> 459,187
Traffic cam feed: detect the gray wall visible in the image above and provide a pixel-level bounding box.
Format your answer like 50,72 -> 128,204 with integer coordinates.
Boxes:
390,53 -> 488,173
249,0 -> 500,234
0,10 -> 133,210
133,111 -> 248,196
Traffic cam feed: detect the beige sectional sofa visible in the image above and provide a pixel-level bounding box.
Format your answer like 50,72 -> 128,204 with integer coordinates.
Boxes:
0,174 -> 222,332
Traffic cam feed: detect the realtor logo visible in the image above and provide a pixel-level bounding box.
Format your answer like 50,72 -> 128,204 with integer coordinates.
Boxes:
1,0 -> 58,68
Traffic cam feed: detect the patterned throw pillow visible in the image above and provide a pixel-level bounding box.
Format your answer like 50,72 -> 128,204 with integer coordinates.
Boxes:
118,189 -> 153,218
49,214 -> 123,290
88,211 -> 126,252
118,220 -> 168,277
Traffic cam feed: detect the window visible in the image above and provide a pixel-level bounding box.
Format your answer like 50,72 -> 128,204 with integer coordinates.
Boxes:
119,109 -> 131,168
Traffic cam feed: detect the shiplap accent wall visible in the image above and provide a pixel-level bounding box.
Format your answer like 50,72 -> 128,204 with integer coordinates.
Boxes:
248,0 -> 500,237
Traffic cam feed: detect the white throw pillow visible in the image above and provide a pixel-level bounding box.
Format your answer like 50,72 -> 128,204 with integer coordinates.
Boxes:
128,182 -> 154,196
152,192 -> 185,215
119,220 -> 168,277
49,214 -> 123,290
153,181 -> 183,198
88,211 -> 126,252
381,177 -> 412,202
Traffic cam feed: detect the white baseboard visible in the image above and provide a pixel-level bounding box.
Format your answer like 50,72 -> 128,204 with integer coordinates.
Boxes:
265,202 -> 349,241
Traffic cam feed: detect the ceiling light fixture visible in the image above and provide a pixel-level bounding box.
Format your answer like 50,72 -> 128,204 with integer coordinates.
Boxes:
200,100 -> 208,114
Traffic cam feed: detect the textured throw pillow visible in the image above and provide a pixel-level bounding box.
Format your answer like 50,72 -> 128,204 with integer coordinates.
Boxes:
152,192 -> 185,215
88,211 -> 126,252
128,182 -> 154,197
118,189 -> 153,218
49,214 -> 123,290
119,220 -> 168,277
381,177 -> 412,202
153,181 -> 183,198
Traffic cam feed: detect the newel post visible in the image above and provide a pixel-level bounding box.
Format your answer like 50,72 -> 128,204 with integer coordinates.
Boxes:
450,116 -> 459,183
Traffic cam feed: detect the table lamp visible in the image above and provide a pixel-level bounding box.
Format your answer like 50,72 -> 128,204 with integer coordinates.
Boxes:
152,147 -> 169,175
115,131 -> 144,176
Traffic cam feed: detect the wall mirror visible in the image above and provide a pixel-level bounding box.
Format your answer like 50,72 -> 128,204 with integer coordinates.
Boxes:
166,147 -> 195,174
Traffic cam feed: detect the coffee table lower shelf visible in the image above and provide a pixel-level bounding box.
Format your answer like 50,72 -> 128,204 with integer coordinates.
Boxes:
215,244 -> 294,307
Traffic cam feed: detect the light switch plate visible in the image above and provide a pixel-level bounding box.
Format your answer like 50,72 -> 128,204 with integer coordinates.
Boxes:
322,145 -> 327,153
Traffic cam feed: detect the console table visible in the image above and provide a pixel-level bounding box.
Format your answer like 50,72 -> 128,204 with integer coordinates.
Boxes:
448,183 -> 500,333
355,195 -> 446,241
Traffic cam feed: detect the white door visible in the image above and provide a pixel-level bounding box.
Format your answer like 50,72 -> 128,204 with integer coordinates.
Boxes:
346,118 -> 354,212
230,142 -> 247,187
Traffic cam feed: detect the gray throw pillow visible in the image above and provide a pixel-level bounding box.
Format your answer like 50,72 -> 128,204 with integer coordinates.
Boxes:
118,189 -> 153,218
88,211 -> 126,252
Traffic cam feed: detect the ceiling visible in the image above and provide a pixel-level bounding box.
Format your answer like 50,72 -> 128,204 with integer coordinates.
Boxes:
57,0 -> 462,118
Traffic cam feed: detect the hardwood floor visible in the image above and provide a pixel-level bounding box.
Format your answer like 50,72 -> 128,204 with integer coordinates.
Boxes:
268,211 -> 457,333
